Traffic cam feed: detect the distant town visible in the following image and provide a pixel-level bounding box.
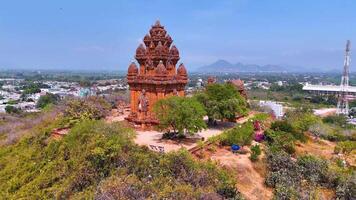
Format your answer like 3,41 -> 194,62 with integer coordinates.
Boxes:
1,70 -> 355,123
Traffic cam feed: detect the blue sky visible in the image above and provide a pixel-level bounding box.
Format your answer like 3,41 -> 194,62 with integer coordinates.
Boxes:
0,0 -> 355,71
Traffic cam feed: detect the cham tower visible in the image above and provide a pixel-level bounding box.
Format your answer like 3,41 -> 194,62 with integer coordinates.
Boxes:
126,20 -> 188,129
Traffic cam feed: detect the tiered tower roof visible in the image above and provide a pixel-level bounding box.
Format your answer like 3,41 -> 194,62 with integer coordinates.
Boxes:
135,20 -> 180,71
127,20 -> 188,85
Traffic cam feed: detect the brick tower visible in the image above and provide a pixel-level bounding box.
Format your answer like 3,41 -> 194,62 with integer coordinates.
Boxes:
126,20 -> 188,129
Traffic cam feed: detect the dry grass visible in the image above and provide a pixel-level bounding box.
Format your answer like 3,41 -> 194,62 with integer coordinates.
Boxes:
193,144 -> 273,200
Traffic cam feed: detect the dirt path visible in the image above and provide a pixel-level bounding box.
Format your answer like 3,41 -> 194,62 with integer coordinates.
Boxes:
210,147 -> 273,200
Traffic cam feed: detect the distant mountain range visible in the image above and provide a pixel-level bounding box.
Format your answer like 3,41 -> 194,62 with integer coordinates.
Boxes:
195,59 -> 330,73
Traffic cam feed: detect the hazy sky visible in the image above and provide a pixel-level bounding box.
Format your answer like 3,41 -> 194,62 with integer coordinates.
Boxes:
0,0 -> 355,71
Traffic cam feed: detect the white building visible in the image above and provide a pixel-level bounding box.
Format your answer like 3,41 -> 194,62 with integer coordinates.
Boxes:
259,100 -> 284,119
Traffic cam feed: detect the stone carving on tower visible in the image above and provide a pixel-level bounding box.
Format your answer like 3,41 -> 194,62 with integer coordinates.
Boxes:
126,20 -> 188,129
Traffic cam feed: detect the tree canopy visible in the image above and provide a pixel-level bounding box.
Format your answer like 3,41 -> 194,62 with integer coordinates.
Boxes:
36,93 -> 60,109
153,96 -> 207,136
5,105 -> 21,114
195,83 -> 248,124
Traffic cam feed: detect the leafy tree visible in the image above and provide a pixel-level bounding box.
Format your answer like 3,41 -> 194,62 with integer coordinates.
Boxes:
21,82 -> 42,95
5,105 -> 21,114
153,96 -> 207,136
79,80 -> 91,87
36,93 -> 60,108
310,95 -> 324,104
270,83 -> 304,94
195,83 -> 248,124
326,95 -> 338,105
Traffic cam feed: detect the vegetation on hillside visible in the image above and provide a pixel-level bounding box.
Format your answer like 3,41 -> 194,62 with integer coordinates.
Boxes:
61,96 -> 111,127
0,119 -> 242,199
262,109 -> 356,199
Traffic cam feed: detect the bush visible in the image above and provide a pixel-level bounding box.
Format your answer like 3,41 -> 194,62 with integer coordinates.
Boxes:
322,131 -> 349,142
271,120 -> 294,133
297,155 -> 329,184
336,174 -> 356,199
264,130 -> 296,154
309,122 -> 332,138
265,150 -> 301,188
271,120 -> 306,142
285,109 -> 320,132
5,105 -> 21,114
274,185 -> 299,200
249,144 -> 261,162
323,115 -> 348,127
292,94 -> 303,101
221,122 -> 254,146
334,141 -> 356,154
36,93 -> 60,109
62,96 -> 111,126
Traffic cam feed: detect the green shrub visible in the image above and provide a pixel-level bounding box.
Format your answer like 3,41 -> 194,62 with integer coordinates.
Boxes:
297,155 -> 329,184
249,144 -> 261,162
271,120 -> 295,133
221,122 -> 254,146
251,113 -> 269,121
335,141 -> 356,154
5,105 -> 21,114
285,110 -> 320,132
271,120 -> 306,142
265,150 -> 301,189
323,115 -> 348,127
265,130 -> 296,154
36,93 -> 60,109
323,132 -> 349,142
274,185 -> 299,200
336,174 -> 356,199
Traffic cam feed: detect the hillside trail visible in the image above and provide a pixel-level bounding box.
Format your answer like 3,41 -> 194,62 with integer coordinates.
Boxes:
209,146 -> 273,200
